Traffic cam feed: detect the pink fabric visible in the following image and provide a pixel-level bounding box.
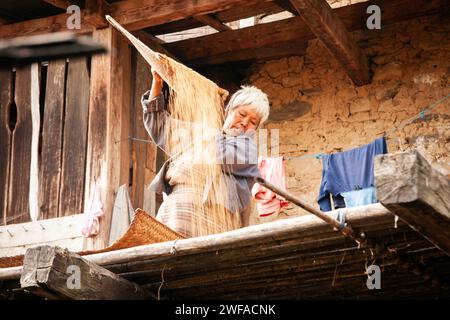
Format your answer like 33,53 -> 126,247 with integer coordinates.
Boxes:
251,156 -> 289,217
82,184 -> 104,237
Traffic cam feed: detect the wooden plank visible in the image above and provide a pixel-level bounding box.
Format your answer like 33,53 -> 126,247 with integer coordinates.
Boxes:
193,14 -> 232,31
83,28 -> 132,250
43,0 -> 73,10
83,29 -> 110,250
375,150 -> 450,256
108,185 -> 134,246
7,65 -> 33,225
38,60 -> 66,220
59,57 -> 90,217
20,246 -> 154,300
130,52 -> 152,210
0,69 -> 13,225
288,0 -> 369,85
29,63 -> 40,222
190,39 -> 307,66
85,203 -> 391,266
146,1 -> 282,35
0,214 -> 85,258
85,0 -> 111,28
0,11 -> 94,39
274,0 -> 299,15
109,0 -> 272,31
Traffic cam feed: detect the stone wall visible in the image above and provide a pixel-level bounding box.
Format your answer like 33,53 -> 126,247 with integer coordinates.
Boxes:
245,14 -> 450,224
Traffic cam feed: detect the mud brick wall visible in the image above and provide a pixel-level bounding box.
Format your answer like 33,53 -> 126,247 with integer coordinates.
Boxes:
245,14 -> 450,223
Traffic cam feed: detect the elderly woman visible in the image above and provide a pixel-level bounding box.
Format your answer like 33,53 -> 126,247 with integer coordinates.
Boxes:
142,69 -> 270,238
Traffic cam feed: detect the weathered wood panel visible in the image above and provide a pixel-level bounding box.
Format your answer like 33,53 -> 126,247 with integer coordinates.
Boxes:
20,246 -> 154,300
84,28 -> 132,250
84,28 -> 111,250
7,65 -> 33,224
0,69 -> 13,225
375,150 -> 450,256
38,60 -> 66,220
59,57 -> 90,217
29,63 -> 41,222
0,214 -> 85,258
131,52 -> 154,210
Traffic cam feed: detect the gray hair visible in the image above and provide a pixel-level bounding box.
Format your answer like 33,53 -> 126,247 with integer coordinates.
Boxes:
224,85 -> 270,128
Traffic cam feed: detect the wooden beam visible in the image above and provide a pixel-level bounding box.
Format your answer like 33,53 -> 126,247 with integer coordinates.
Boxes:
109,0 -> 271,31
20,246 -> 154,299
84,0 -> 111,28
146,1 -> 281,35
288,0 -> 369,85
38,60 -> 66,220
375,150 -> 450,256
43,0 -> 73,10
0,17 -> 11,26
0,214 -> 85,258
274,0 -> 299,15
0,69 -> 13,225
83,27 -> 132,250
193,14 -> 232,31
0,12 -> 94,39
59,57 -> 90,217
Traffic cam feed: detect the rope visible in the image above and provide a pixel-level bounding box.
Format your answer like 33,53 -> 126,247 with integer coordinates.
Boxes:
286,93 -> 450,160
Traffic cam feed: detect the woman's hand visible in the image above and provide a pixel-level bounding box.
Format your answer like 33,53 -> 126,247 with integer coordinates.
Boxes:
149,67 -> 164,99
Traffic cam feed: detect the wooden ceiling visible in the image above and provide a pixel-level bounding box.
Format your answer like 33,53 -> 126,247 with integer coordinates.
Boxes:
0,0 -> 448,85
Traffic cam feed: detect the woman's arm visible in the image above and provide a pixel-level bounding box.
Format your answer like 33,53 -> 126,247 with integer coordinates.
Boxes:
142,69 -> 171,153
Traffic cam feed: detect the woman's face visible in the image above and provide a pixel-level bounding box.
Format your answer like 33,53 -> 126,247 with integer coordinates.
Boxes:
227,105 -> 261,133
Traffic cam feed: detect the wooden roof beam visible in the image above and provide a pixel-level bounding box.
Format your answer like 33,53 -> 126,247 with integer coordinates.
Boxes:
193,14 -> 232,32
20,245 -> 154,299
84,0 -> 111,28
273,0 -> 299,15
288,0 -> 370,85
109,0 -> 271,32
42,0 -> 73,10
375,150 -> 450,257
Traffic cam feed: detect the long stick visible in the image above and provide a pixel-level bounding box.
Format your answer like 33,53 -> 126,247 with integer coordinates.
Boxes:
255,177 -> 363,242
254,176 -> 448,288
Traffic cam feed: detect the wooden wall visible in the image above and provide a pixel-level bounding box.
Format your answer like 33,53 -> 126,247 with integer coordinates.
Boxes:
0,31 -> 158,242
0,58 -> 90,225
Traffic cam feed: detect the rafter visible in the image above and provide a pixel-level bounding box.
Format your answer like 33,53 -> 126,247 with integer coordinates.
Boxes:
288,0 -> 369,85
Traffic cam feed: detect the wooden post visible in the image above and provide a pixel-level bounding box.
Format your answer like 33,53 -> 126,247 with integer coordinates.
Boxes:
20,245 -> 154,300
0,69 -> 13,225
38,60 -> 66,220
59,57 -> 90,217
375,150 -> 450,256
83,26 -> 132,250
8,65 -> 33,224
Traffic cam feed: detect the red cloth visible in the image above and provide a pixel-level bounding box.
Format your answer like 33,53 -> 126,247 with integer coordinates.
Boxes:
251,156 -> 289,217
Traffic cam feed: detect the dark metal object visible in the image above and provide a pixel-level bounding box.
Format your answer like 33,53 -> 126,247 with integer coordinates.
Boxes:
0,32 -> 107,68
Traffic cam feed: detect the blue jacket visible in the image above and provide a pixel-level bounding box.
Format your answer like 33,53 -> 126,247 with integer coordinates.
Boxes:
318,137 -> 388,211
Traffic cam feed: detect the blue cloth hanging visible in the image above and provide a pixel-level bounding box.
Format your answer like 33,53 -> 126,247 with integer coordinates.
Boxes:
318,137 -> 387,211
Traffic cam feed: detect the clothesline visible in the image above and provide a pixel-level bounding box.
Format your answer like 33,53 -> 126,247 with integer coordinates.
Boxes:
286,92 -> 450,161
117,92 -> 450,161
